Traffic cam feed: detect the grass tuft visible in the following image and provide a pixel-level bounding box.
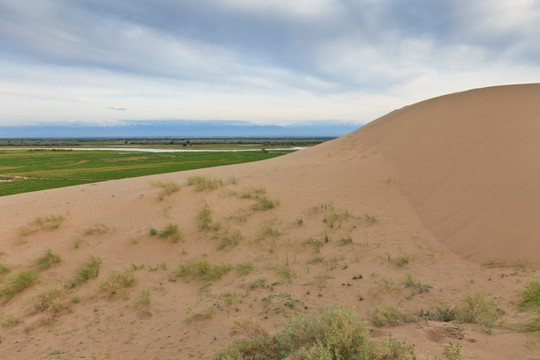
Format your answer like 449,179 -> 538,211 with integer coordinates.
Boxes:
0,270 -> 39,304
20,214 -> 64,235
519,277 -> 540,311
1,315 -> 22,328
28,283 -> 66,317
216,229 -> 243,250
99,269 -> 136,299
156,223 -> 182,242
84,223 -> 109,235
70,256 -> 101,287
198,204 -> 221,231
187,175 -> 223,191
134,289 -> 152,316
33,249 -> 62,272
456,292 -> 504,333
251,197 -> 279,211
152,180 -> 180,200
173,260 -> 233,282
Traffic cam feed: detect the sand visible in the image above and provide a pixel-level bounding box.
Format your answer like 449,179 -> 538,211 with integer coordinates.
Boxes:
0,84 -> 539,359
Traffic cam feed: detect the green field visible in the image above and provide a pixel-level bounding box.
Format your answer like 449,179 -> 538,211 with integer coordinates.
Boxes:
0,149 -> 292,197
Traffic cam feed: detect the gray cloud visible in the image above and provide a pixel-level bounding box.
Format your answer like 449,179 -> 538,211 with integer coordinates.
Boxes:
0,0 -> 539,125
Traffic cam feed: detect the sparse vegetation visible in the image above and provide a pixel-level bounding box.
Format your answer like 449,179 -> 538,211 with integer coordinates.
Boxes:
20,214 -> 64,235
152,223 -> 182,242
416,300 -> 457,322
240,277 -> 267,290
403,273 -> 432,297
213,304 -> 414,360
152,180 -> 180,200
187,175 -> 223,191
251,196 -> 279,211
134,289 -> 151,316
456,292 -> 504,333
216,229 -> 243,250
0,263 -> 11,276
368,304 -> 407,327
28,283 -> 67,317
386,252 -> 415,267
1,315 -> 22,328
240,186 -> 266,199
70,256 -> 102,287
99,269 -> 136,299
198,203 -> 221,231
517,277 -> 540,334
0,270 -> 39,304
236,262 -> 254,276
172,260 -> 233,282
84,223 -> 109,235
33,249 -> 62,272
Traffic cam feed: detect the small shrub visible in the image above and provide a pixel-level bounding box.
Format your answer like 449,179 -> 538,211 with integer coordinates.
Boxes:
214,304 -> 414,359
0,270 -> 39,303
236,262 -> 254,276
251,197 -> 279,211
240,278 -> 267,290
368,304 -> 404,327
240,186 -> 266,199
33,249 -> 62,272
1,315 -> 22,328
152,180 -> 180,200
149,228 -> 157,236
0,263 -> 11,276
134,289 -> 151,316
456,292 -> 504,332
339,236 -> 353,246
173,260 -> 232,282
416,300 -> 457,322
365,214 -> 377,224
99,269 -> 136,299
386,253 -> 415,267
519,277 -> 540,311
187,175 -> 223,191
71,256 -> 101,286
443,342 -> 462,360
216,229 -> 243,250
403,273 -> 432,297
20,214 -> 64,235
198,204 -> 221,231
28,283 -> 66,317
157,223 -> 182,243
84,223 -> 109,235
519,308 -> 540,334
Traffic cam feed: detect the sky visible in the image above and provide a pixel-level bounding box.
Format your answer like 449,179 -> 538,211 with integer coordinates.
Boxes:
0,0 -> 539,129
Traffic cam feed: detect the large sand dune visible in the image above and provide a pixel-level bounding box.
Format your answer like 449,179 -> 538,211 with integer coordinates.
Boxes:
1,84 -> 539,359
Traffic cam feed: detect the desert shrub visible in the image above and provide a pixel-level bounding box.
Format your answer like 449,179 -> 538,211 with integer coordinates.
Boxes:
403,273 -> 432,297
152,180 -> 180,200
519,277 -> 540,311
216,229 -> 243,250
1,315 -> 22,328
187,176 -> 223,191
99,268 -> 136,298
20,214 -> 64,235
213,304 -> 414,360
29,283 -> 66,317
236,262 -> 254,276
157,223 -> 182,242
71,256 -> 101,286
198,204 -> 221,231
368,304 -> 405,327
173,260 -> 232,282
134,289 -> 151,316
415,300 -> 457,322
84,223 -> 109,235
456,292 -> 504,333
251,197 -> 279,211
0,263 -> 11,276
33,249 -> 62,272
0,270 -> 39,303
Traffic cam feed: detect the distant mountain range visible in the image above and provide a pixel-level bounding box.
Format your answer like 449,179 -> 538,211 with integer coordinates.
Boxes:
0,120 -> 361,138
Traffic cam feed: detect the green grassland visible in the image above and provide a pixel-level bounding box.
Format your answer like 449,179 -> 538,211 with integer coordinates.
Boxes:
0,149 -> 291,197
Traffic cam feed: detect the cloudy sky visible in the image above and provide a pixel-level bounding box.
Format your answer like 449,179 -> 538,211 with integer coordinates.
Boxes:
0,0 -> 539,127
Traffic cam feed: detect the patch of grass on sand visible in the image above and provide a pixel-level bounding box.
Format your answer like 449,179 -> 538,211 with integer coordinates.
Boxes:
69,256 -> 101,287
33,249 -> 62,272
456,292 -> 504,333
20,214 -> 64,235
198,204 -> 221,232
0,270 -> 39,304
99,269 -> 136,299
151,223 -> 182,243
152,180 -> 180,200
187,175 -> 223,191
517,277 -> 540,334
28,283 -> 67,317
213,304 -> 414,359
251,196 -> 279,211
172,260 -> 233,282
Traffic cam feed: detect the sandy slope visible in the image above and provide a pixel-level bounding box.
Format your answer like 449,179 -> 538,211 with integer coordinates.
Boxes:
1,84 -> 539,359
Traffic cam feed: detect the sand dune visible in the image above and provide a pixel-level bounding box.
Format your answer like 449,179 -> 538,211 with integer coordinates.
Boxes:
1,84 -> 539,359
